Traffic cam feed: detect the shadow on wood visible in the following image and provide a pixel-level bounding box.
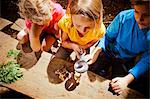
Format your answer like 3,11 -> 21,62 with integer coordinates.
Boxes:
47,57 -> 74,84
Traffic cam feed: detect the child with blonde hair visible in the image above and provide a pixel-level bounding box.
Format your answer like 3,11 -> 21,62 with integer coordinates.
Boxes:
55,0 -> 105,59
17,0 -> 65,52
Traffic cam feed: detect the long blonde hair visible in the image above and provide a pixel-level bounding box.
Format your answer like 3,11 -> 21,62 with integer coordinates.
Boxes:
18,0 -> 52,25
68,0 -> 103,27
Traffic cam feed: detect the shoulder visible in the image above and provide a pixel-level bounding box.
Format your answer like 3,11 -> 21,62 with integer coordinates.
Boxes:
59,14 -> 71,24
52,3 -> 64,15
117,9 -> 135,23
58,14 -> 72,28
58,14 -> 72,33
146,30 -> 150,42
119,9 -> 134,17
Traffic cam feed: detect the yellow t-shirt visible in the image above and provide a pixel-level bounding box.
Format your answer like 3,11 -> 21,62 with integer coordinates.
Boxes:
58,14 -> 105,46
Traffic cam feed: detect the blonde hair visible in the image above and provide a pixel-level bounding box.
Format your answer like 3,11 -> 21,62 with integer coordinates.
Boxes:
68,0 -> 103,26
18,0 -> 52,25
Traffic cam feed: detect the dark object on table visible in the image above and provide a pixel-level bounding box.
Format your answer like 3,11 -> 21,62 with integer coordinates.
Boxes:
65,73 -> 77,91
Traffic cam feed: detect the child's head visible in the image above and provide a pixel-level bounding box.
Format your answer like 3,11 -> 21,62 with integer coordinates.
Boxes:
18,0 -> 52,25
131,0 -> 150,29
68,0 -> 103,34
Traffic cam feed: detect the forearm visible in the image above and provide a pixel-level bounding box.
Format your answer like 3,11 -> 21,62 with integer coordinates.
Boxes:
124,73 -> 135,86
86,46 -> 102,65
62,41 -> 76,50
29,34 -> 41,52
29,24 -> 43,52
80,40 -> 97,50
91,46 -> 102,61
129,52 -> 150,79
29,24 -> 43,37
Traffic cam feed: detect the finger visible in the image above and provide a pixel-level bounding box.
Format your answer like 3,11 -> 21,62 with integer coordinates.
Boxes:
111,77 -> 119,83
118,91 -> 123,95
114,89 -> 122,94
81,50 -> 86,56
77,54 -> 80,59
110,82 -> 119,88
112,86 -> 120,90
80,49 -> 84,54
84,55 -> 90,62
74,45 -> 81,53
74,50 -> 80,59
76,48 -> 81,53
83,49 -> 86,54
87,60 -> 93,65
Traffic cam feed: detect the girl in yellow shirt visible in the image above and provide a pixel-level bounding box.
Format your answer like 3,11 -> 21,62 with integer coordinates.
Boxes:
55,0 -> 105,59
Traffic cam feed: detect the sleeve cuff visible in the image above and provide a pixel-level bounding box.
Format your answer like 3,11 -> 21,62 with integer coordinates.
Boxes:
128,60 -> 149,80
128,69 -> 138,79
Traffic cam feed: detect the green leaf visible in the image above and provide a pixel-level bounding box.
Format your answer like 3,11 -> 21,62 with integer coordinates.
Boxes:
0,60 -> 23,84
7,49 -> 21,58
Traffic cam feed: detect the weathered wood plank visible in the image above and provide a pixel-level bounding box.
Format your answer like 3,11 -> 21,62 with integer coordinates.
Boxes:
1,52 -> 144,99
0,18 -> 13,30
0,32 -> 37,68
0,32 -> 144,98
10,18 -> 25,31
0,31 -> 18,63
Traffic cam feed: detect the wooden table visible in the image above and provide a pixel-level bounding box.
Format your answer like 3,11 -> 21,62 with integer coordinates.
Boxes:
0,32 -> 144,99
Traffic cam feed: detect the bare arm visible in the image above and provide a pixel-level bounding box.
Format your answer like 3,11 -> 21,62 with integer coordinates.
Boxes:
61,31 -> 83,58
61,31 -> 74,49
80,39 -> 98,50
29,23 -> 43,52
83,46 -> 102,65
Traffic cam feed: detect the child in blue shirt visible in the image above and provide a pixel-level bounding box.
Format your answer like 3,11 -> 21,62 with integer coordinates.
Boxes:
85,0 -> 150,96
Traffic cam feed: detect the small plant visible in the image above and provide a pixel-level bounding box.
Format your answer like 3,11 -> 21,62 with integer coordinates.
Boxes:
7,49 -> 21,58
0,61 -> 23,84
0,49 -> 23,84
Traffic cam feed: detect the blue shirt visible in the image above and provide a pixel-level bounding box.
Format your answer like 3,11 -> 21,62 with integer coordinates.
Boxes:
98,9 -> 150,79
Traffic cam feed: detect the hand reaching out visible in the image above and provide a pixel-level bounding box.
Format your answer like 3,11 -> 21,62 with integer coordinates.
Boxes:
109,74 -> 135,95
109,77 -> 128,94
71,43 -> 84,59
83,54 -> 95,65
83,46 -> 102,65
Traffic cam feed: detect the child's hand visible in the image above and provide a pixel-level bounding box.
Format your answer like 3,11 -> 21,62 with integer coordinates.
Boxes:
83,54 -> 95,65
109,74 -> 135,95
85,46 -> 102,65
109,77 -> 128,95
71,43 -> 83,59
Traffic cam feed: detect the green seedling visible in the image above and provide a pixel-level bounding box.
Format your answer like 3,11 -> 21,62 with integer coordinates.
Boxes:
0,61 -> 23,84
0,49 -> 23,84
7,49 -> 21,58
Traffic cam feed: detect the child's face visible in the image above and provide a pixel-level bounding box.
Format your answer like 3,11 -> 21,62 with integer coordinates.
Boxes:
72,14 -> 95,35
134,4 -> 150,29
